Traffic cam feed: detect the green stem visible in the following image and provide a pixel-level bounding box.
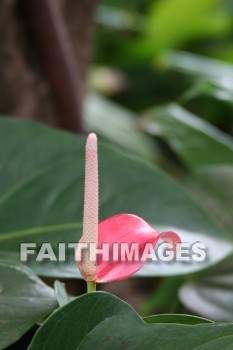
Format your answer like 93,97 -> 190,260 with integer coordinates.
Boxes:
87,281 -> 96,293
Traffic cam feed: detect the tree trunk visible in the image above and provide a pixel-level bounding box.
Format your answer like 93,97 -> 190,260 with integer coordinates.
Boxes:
0,0 -> 96,131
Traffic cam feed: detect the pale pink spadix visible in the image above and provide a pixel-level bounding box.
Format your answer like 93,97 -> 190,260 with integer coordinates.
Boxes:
77,133 -> 98,281
77,133 -> 181,284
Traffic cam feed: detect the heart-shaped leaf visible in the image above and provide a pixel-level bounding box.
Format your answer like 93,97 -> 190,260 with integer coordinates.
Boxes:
77,315 -> 233,350
28,292 -> 141,350
28,292 -> 233,350
0,118 -> 232,278
0,256 -> 58,350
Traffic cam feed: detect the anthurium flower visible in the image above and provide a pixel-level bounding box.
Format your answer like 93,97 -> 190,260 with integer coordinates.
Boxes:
76,133 -> 181,288
94,213 -> 180,283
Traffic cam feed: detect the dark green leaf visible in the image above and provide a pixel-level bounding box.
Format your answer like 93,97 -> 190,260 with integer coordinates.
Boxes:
28,292 -> 141,350
0,257 -> 58,349
0,118 -> 232,278
28,292 -> 233,350
78,317 -> 233,350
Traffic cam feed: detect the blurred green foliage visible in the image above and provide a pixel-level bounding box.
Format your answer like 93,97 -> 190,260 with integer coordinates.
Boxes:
86,0 -> 233,320
92,0 -> 233,133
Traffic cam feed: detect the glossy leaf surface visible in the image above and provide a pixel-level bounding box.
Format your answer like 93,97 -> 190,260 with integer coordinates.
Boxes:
0,257 -> 58,349
28,292 -> 233,350
0,118 -> 232,278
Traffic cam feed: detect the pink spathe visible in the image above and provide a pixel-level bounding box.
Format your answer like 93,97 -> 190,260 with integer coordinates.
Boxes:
86,213 -> 180,283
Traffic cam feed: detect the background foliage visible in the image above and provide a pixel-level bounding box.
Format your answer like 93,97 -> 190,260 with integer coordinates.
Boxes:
88,0 -> 233,321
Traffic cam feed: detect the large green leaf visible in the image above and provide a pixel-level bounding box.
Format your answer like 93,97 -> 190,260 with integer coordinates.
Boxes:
28,292 -> 233,350
142,103 -> 233,169
75,317 -> 233,350
0,257 -> 58,349
179,255 -> 233,321
0,118 -> 232,278
28,292 -> 141,350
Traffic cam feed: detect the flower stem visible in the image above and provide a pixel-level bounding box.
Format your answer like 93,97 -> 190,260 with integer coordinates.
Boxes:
87,281 -> 96,293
